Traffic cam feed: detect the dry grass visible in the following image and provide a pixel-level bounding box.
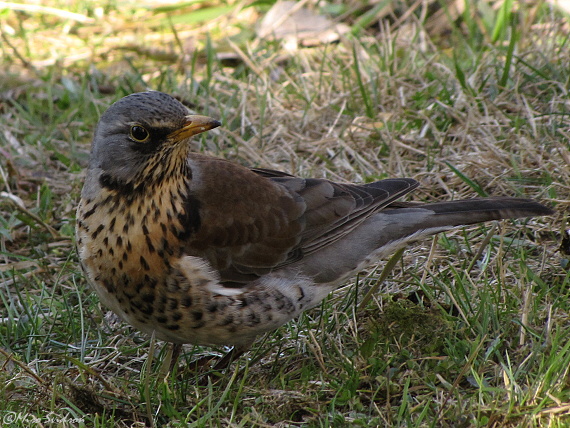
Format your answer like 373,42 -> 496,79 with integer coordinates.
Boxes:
0,0 -> 569,426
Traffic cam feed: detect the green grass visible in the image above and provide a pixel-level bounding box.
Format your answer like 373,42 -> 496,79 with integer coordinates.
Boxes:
0,0 -> 568,426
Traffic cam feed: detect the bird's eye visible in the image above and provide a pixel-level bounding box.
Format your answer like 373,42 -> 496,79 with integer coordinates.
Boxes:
130,125 -> 150,142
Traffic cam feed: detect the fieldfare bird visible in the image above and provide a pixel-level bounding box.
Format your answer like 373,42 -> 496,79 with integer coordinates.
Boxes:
76,91 -> 553,368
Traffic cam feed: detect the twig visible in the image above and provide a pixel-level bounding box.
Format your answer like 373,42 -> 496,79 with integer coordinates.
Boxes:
0,2 -> 95,23
0,191 -> 61,239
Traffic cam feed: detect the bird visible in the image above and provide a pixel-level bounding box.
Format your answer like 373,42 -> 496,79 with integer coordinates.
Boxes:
76,90 -> 553,370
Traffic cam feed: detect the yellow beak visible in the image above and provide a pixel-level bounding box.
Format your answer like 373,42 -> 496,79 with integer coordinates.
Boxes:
168,115 -> 221,141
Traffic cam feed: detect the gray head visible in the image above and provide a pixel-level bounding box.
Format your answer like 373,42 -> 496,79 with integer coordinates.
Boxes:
86,91 -> 220,192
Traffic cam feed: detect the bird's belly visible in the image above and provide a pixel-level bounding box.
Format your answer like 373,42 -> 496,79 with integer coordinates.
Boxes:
76,196 -> 327,347
78,233 -> 319,346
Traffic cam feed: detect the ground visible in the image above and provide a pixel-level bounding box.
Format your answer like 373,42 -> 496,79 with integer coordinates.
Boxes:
0,0 -> 568,426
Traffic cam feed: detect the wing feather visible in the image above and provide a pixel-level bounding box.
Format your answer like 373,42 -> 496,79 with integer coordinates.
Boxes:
185,155 -> 418,283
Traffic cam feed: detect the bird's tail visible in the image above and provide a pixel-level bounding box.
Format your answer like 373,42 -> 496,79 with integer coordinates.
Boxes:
384,197 -> 553,231
295,197 -> 553,284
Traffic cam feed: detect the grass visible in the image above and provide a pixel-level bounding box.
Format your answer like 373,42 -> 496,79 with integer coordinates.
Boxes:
0,0 -> 568,426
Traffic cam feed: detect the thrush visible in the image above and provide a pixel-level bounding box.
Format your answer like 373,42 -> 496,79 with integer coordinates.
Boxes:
76,91 -> 553,368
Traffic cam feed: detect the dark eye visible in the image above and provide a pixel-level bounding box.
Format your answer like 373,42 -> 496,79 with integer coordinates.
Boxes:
130,125 -> 150,142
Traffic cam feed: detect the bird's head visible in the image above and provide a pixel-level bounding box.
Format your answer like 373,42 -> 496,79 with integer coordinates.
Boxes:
87,91 -> 220,192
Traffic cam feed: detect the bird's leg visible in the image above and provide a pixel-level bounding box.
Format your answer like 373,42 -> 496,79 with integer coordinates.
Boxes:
184,354 -> 217,372
194,344 -> 252,386
168,343 -> 183,372
211,343 -> 251,371
180,344 -> 252,380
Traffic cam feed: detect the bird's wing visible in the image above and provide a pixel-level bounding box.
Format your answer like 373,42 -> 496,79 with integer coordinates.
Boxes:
185,154 -> 418,281
249,167 -> 296,178
185,156 -> 305,273
272,176 -> 419,255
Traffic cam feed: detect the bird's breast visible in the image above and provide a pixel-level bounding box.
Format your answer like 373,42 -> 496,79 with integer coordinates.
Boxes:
75,179 -> 204,327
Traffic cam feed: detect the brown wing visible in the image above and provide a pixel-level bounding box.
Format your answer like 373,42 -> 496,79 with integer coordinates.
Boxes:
185,155 -> 305,270
185,154 -> 418,281
249,167 -> 296,178
273,177 -> 419,255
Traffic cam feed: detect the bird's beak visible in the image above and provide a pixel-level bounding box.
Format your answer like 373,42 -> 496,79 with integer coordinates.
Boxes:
169,115 -> 221,141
